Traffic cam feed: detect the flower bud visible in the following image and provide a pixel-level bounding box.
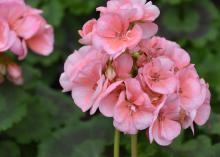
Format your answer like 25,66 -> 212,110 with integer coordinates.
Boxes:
105,65 -> 116,81
7,63 -> 23,85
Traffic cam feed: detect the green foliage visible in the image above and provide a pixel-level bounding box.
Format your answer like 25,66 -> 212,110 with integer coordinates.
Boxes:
0,140 -> 20,157
0,0 -> 220,156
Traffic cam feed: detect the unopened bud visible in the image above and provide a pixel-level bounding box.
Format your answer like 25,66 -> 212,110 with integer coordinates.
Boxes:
7,63 -> 23,85
105,65 -> 116,81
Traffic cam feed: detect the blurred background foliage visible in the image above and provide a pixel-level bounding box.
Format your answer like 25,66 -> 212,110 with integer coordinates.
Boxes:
0,0 -> 220,156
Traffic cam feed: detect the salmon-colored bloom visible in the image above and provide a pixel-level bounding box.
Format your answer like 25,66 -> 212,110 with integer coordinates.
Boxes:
60,46 -> 108,112
0,0 -> 54,59
149,95 -> 181,146
113,78 -> 154,134
93,13 -> 143,57
142,56 -> 177,94
137,37 -> 190,70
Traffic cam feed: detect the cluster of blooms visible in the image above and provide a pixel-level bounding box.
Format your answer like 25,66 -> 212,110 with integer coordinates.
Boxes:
0,0 -> 54,85
60,0 -> 211,146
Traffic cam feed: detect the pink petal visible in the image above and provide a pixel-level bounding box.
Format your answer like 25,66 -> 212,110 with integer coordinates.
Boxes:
125,24 -> 143,48
27,25 -> 54,56
96,13 -> 126,38
152,120 -> 172,146
180,78 -> 203,110
151,77 -> 177,94
113,116 -> 137,134
194,104 -> 211,126
137,22 -> 158,39
113,92 -> 129,123
133,110 -> 153,130
14,15 -> 42,39
161,118 -> 181,141
10,37 -> 27,60
59,73 -> 73,92
114,53 -> 133,79
143,1 -> 160,21
0,20 -> 14,51
99,91 -> 118,117
71,85 -> 94,112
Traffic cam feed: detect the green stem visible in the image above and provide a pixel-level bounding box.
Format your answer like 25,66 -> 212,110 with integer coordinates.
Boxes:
114,129 -> 120,157
131,134 -> 138,157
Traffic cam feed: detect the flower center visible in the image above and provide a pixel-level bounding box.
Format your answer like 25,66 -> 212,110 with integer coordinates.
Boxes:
115,32 -> 127,40
128,103 -> 137,115
151,73 -> 160,82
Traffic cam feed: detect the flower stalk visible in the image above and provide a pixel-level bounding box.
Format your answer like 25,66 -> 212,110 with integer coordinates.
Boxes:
114,129 -> 120,157
131,134 -> 138,157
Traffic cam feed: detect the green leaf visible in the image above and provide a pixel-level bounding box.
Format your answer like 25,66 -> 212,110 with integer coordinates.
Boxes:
38,117 -> 113,157
7,83 -> 82,144
0,140 -> 20,157
71,139 -> 106,157
0,83 -> 27,131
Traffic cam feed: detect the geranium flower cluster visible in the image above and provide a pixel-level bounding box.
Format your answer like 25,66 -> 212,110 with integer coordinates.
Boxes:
60,0 -> 211,146
0,0 -> 54,85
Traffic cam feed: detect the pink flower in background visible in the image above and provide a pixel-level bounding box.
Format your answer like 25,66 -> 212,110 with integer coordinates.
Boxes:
113,78 -> 154,134
0,0 -> 54,59
7,63 -> 23,85
0,54 -> 23,85
60,0 -> 211,146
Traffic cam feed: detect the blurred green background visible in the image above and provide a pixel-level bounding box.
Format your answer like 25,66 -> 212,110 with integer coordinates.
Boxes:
0,0 -> 220,156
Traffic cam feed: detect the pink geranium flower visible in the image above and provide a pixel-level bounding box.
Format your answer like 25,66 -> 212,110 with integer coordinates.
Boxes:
60,46 -> 108,112
60,46 -> 108,92
149,95 -> 181,146
113,78 -> 154,134
141,56 -> 177,94
137,37 -> 190,70
93,13 -> 143,57
0,0 -> 54,59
